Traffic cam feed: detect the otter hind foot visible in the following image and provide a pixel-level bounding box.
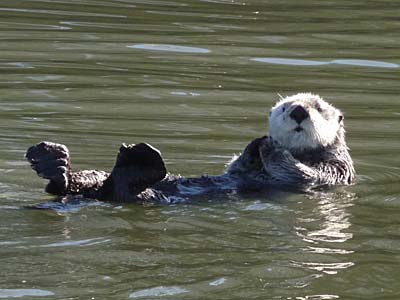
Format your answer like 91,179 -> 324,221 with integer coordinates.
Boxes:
99,143 -> 167,202
25,141 -> 71,195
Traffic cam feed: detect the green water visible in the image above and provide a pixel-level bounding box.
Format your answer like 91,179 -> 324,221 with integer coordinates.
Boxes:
1,0 -> 400,299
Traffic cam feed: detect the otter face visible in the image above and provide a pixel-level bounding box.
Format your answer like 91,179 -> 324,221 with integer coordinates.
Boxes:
269,93 -> 344,151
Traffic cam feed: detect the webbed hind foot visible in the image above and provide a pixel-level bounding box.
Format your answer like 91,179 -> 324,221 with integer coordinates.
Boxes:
99,143 -> 167,202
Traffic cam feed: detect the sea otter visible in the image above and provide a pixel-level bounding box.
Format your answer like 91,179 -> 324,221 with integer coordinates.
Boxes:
26,93 -> 355,204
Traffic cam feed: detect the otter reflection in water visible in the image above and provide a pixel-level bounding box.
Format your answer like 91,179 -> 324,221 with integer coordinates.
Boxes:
26,93 -> 355,205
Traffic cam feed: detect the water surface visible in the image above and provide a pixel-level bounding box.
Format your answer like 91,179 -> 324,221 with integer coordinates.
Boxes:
1,0 -> 400,299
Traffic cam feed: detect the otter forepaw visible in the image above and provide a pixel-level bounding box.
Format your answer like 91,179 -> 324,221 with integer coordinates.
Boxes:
261,148 -> 318,186
265,148 -> 297,166
243,135 -> 268,158
225,136 -> 267,174
259,137 -> 282,162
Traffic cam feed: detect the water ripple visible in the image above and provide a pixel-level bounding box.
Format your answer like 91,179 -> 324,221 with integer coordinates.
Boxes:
0,7 -> 126,18
129,286 -> 188,298
291,261 -> 354,275
302,246 -> 353,255
296,295 -> 339,300
209,277 -> 227,286
332,59 -> 399,68
252,57 -> 399,68
0,289 -> 54,298
243,200 -> 283,211
0,62 -> 33,69
27,196 -> 110,212
128,44 -> 211,53
253,58 -> 328,66
40,237 -> 110,248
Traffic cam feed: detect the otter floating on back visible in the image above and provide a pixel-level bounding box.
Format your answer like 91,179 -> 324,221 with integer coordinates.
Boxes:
26,93 -> 355,205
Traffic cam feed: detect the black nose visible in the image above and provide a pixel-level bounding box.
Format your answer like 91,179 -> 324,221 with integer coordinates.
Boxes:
289,105 -> 309,124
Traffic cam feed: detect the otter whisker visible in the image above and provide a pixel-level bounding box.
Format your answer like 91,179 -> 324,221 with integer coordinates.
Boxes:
277,93 -> 285,100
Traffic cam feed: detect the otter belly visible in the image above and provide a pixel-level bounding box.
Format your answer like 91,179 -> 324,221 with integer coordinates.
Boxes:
132,172 -> 272,205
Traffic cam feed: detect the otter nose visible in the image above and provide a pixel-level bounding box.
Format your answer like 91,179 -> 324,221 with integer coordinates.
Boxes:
289,105 -> 309,124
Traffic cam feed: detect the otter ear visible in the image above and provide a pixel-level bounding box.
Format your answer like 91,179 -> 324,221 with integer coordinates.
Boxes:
338,115 -> 344,123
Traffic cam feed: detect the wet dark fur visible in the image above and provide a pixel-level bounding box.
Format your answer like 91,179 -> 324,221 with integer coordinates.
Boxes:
25,94 -> 355,205
25,133 -> 355,205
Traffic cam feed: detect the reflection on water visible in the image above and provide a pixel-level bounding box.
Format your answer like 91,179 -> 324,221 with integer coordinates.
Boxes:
296,190 -> 356,244
252,58 -> 400,68
129,286 -> 188,298
0,289 -> 54,298
292,190 -> 356,283
40,237 -> 111,248
295,294 -> 339,300
0,0 -> 400,299
128,44 -> 211,53
291,261 -> 354,276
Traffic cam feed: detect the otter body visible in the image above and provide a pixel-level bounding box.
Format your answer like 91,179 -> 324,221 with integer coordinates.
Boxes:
26,93 -> 355,204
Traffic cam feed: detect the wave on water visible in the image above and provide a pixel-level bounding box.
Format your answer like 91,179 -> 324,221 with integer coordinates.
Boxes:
252,57 -> 399,69
128,43 -> 211,54
0,289 -> 54,298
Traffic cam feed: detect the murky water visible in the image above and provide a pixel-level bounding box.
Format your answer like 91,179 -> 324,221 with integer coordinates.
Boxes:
1,0 -> 400,299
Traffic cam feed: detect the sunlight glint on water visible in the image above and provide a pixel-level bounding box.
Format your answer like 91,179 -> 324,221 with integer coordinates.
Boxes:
0,0 -> 399,299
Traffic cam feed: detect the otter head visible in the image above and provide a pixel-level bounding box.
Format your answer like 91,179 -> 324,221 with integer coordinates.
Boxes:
269,93 -> 345,152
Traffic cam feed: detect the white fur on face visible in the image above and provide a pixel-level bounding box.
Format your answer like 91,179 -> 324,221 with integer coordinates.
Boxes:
269,93 -> 343,151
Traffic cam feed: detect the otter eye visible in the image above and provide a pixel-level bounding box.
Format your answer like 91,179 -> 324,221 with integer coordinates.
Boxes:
315,105 -> 323,113
338,115 -> 344,123
282,106 -> 286,113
